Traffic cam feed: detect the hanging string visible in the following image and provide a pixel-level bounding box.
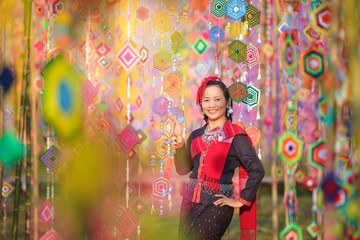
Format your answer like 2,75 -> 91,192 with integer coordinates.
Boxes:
86,15 -> 91,82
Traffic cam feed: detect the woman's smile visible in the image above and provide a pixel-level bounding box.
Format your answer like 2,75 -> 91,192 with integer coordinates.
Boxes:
201,85 -> 229,129
207,109 -> 218,114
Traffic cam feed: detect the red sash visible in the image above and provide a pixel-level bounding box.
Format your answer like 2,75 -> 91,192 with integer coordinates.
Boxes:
190,121 -> 257,239
190,121 -> 245,202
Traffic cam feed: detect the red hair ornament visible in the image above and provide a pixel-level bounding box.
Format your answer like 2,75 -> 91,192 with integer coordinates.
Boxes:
196,76 -> 223,105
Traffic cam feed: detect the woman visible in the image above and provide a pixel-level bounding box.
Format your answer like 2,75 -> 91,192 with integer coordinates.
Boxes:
173,76 -> 265,240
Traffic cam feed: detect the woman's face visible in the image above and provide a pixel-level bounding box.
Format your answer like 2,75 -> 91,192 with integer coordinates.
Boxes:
201,85 -> 229,124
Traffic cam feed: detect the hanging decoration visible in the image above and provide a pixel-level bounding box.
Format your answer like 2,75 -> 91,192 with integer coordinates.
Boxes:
308,139 -> 327,169
241,85 -> 260,110
312,3 -> 331,35
228,82 -> 248,103
277,132 -> 303,165
243,4 -> 261,28
228,40 -> 247,63
0,0 -> 358,238
210,0 -> 227,18
246,125 -> 261,146
300,46 -> 327,80
226,0 -> 247,21
39,146 -> 63,172
41,55 -> 83,139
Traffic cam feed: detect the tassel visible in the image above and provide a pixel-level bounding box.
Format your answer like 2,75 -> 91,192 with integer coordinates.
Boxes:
208,22 -> 212,30
257,33 -> 261,43
152,76 -> 156,87
244,69 -> 248,77
239,32 -> 243,40
225,22 -> 230,35
311,80 -> 315,92
244,22 -> 249,31
256,108 -> 260,119
258,147 -> 261,160
215,64 -> 219,75
257,68 -> 261,80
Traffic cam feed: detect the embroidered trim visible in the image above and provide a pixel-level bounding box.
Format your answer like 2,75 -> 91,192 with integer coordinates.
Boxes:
239,197 -> 251,206
186,179 -> 234,198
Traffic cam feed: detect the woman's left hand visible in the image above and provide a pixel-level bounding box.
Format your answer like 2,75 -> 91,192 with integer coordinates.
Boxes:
214,194 -> 244,208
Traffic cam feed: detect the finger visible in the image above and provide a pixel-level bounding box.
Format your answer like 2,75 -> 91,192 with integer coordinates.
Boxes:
214,199 -> 225,205
215,194 -> 225,198
220,202 -> 226,207
213,200 -> 221,205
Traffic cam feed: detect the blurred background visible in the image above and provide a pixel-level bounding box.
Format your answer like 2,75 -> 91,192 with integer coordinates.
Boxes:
0,0 -> 359,239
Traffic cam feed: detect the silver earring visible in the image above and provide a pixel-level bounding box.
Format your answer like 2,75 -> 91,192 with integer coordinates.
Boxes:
202,112 -> 206,119
227,106 -> 233,118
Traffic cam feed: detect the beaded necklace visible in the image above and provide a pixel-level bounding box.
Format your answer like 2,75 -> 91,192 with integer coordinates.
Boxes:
201,123 -> 225,146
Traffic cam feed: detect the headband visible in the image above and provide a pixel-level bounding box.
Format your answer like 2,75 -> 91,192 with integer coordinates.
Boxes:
196,76 -> 223,105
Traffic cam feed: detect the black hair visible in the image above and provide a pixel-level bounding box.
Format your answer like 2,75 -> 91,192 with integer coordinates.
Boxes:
200,80 -> 233,123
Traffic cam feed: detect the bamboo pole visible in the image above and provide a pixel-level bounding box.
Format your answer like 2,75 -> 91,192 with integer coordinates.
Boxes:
12,0 -> 32,239
274,0 -> 289,228
271,0 -> 280,239
322,0 -> 342,239
30,20 -> 39,240
0,19 -> 6,238
345,0 -> 360,166
25,96 -> 31,239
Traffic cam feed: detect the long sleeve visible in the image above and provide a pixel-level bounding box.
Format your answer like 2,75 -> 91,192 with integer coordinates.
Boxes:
174,135 -> 193,175
231,134 -> 265,205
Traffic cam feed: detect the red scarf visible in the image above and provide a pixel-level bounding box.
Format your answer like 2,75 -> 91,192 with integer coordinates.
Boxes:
190,121 -> 257,240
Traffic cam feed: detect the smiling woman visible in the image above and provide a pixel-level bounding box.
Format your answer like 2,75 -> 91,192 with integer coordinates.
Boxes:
201,81 -> 231,129
172,76 -> 265,240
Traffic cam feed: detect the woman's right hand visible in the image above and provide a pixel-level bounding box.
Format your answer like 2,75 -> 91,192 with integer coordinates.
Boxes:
169,115 -> 183,143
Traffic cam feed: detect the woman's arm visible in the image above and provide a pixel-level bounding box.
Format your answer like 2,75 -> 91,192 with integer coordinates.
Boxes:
233,134 -> 265,205
173,135 -> 193,175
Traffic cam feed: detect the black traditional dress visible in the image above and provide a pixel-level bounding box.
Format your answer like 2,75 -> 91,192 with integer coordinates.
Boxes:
174,121 -> 265,240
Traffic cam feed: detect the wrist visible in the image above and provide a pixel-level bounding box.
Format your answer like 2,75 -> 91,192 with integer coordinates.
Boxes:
176,136 -> 184,144
237,202 -> 244,208
174,136 -> 184,148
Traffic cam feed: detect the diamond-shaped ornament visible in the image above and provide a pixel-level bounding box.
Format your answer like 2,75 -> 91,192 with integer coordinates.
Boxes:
39,146 -> 63,172
133,199 -> 147,215
40,229 -> 63,240
100,20 -> 110,34
80,80 -> 98,107
117,210 -> 138,237
97,56 -> 112,70
163,117 -> 175,139
139,46 -> 149,63
115,97 -> 124,113
136,130 -> 147,144
96,43 -> 110,56
114,172 -> 125,190
113,204 -> 125,220
4,105 -> 14,121
2,180 -> 15,198
38,199 -> 56,228
116,125 -> 139,154
117,43 -> 140,72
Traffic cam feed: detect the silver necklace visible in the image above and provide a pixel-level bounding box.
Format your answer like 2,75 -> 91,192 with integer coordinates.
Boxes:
202,124 -> 224,146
